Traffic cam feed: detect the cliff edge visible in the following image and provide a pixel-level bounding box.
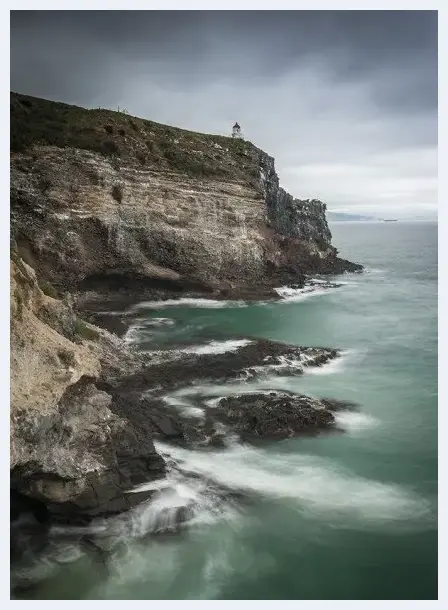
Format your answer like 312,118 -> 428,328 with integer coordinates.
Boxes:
10,92 -> 361,306
10,92 -> 362,524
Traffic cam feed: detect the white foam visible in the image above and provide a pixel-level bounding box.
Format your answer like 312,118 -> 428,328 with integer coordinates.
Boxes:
274,285 -> 337,302
334,411 -> 378,433
127,298 -> 248,311
162,388 -> 206,418
147,317 -> 175,327
179,339 -> 252,356
125,467 -> 239,538
123,323 -> 145,345
87,309 -> 129,317
240,356 -> 304,380
149,442 -> 432,529
305,358 -> 345,375
239,350 -> 334,379
304,348 -> 367,376
123,317 -> 175,345
183,406 -> 206,418
203,396 -> 224,409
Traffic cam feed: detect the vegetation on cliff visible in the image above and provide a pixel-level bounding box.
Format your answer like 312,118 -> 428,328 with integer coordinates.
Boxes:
11,92 -> 261,185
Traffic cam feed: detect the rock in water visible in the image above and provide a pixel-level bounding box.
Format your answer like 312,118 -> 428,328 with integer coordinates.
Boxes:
214,392 -> 356,442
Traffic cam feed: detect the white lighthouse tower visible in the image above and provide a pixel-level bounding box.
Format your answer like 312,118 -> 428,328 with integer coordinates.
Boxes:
231,122 -> 243,139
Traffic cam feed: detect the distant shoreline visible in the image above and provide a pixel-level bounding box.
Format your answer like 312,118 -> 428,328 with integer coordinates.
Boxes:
328,219 -> 437,224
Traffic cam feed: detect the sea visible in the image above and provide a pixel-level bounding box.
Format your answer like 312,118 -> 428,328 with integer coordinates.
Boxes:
12,220 -> 438,600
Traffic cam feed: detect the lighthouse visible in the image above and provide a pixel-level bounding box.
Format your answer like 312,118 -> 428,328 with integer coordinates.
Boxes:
231,122 -> 243,139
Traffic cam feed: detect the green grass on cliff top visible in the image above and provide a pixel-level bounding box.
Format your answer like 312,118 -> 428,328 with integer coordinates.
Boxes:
10,92 -> 264,184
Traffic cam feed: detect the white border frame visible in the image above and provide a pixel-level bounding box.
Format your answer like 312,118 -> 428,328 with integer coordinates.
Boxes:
2,2 -> 442,605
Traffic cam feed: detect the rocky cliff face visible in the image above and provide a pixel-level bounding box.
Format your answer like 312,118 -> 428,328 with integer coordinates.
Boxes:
10,254 -> 165,522
259,153 -> 332,244
10,93 -> 362,526
10,93 -> 360,305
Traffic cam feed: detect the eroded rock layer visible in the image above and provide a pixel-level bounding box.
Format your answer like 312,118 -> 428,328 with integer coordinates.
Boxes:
11,92 -> 361,304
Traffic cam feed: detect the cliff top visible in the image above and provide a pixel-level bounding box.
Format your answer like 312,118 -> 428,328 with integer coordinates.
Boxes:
11,92 -> 265,186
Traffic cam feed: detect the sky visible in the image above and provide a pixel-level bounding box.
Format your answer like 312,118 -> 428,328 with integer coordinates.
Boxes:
10,10 -> 438,219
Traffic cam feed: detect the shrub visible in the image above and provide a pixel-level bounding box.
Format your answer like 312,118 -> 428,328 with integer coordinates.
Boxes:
14,289 -> 24,321
57,349 -> 76,367
38,177 -> 52,192
101,139 -> 120,156
74,318 -> 99,341
136,150 -> 147,165
104,124 -> 114,134
231,138 -> 248,156
111,183 -> 123,203
39,279 -> 59,299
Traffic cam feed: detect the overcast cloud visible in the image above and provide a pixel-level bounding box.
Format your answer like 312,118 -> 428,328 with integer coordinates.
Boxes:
10,10 -> 438,218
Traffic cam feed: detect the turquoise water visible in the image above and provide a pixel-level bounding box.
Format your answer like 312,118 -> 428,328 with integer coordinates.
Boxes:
14,221 -> 438,600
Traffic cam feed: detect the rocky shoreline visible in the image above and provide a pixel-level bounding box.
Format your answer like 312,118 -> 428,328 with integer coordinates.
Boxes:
10,262 -> 365,601
11,326 -> 356,521
11,316 -> 361,591
10,93 -> 364,583
10,256 -> 363,575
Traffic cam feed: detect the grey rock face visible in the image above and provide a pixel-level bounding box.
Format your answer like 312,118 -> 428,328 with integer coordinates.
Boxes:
259,153 -> 332,246
10,255 -> 165,523
10,144 -> 360,303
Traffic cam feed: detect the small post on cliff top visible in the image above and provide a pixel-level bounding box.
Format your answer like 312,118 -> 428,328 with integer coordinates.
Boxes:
231,122 -> 243,139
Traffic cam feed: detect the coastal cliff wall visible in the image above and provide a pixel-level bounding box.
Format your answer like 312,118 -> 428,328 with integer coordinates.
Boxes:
10,93 -> 358,303
10,253 -> 165,521
10,92 -> 361,524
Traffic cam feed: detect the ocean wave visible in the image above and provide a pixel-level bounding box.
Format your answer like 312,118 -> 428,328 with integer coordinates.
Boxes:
333,411 -> 378,433
123,317 -> 175,345
364,267 -> 387,274
239,355 -> 306,380
237,349 -> 339,380
274,284 -> 339,302
123,323 -> 145,345
148,442 -> 432,529
127,298 -> 248,311
179,339 -> 253,356
304,348 -> 365,376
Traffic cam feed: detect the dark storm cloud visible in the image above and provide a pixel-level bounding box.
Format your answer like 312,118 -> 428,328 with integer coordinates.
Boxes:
10,10 -> 438,217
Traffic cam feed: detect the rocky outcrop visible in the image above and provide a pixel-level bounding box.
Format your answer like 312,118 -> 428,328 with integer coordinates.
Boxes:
10,255 -> 165,523
260,153 -> 332,244
100,339 -> 339,395
97,339 -> 348,450
213,392 -> 357,442
10,92 -> 361,306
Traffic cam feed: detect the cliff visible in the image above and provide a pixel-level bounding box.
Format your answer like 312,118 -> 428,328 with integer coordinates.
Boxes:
10,252 -> 166,522
10,93 -> 362,524
10,92 -> 360,306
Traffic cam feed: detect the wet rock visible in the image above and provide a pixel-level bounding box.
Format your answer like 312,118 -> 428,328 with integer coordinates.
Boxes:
110,339 -> 339,396
213,391 -> 356,442
11,378 -> 166,524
